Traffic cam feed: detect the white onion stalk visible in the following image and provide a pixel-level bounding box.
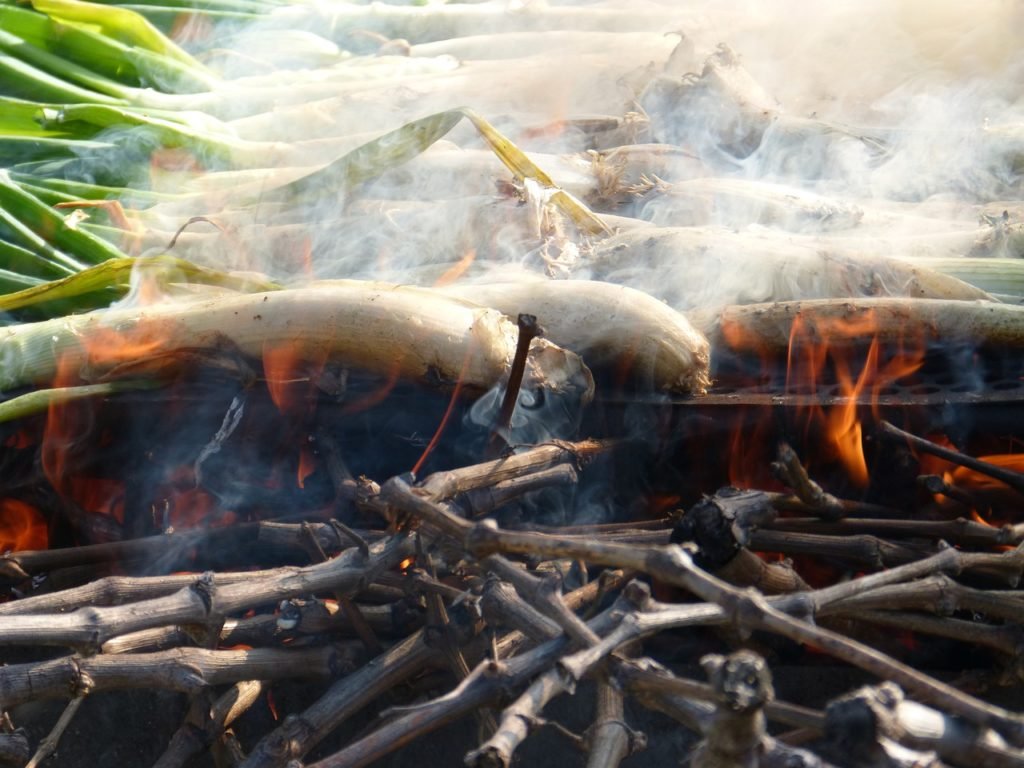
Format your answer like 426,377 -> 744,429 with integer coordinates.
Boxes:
713,298 -> 1024,353
441,280 -> 711,394
640,178 -> 866,233
589,227 -> 992,320
0,283 -> 593,402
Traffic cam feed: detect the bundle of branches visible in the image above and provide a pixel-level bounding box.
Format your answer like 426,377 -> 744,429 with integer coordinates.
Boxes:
3,435 -> 1024,768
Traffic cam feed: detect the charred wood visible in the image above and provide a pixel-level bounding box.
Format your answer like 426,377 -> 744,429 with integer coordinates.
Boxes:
672,488 -> 809,593
689,650 -> 774,768
0,521 -> 386,585
465,583 -> 649,768
773,442 -> 845,520
239,629 -> 440,768
24,697 -> 83,768
822,574 -> 1024,623
0,535 -> 412,650
99,599 -> 422,654
613,656 -> 826,734
460,463 -> 579,518
748,529 -> 931,571
480,577 -> 563,643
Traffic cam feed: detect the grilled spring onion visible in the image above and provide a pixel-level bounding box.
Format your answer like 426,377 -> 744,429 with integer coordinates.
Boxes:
0,255 -> 280,315
0,380 -> 157,424
712,298 -> 1024,353
0,170 -> 126,267
280,108 -> 609,236
590,227 -> 992,319
441,279 -> 711,394
897,257 -> 1024,299
0,283 -> 594,402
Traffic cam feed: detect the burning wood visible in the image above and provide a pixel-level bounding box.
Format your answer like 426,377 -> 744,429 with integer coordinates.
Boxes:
1,424 -> 1024,766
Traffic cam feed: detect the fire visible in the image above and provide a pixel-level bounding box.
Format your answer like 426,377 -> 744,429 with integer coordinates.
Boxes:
785,310 -> 925,488
262,341 -> 328,418
80,321 -> 176,371
266,689 -> 280,721
724,307 -> 927,490
433,248 -> 477,287
41,318 -> 180,521
263,342 -> 329,488
152,466 -> 227,530
0,499 -> 47,552
947,453 -> 1024,530
916,433 -> 960,477
340,359 -> 403,417
951,453 -> 1024,490
42,355 -> 119,521
5,429 -> 34,450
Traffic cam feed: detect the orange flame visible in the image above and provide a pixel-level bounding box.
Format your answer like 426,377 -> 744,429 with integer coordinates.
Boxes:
41,356 -> 121,521
153,466 -> 232,530
263,342 -> 329,489
82,323 -> 173,369
266,689 -> 280,721
340,359 -> 403,417
262,341 -> 328,418
433,248 -> 477,287
0,499 -> 47,552
951,453 -> 1024,490
722,307 -> 928,489
41,318 -> 180,519
784,310 -> 925,487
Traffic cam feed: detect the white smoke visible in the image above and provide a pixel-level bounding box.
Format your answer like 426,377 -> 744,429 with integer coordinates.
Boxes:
122,0 -> 1023,312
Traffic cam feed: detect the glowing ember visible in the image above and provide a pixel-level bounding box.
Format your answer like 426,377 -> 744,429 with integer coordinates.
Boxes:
4,429 -> 34,450
266,689 -> 280,721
